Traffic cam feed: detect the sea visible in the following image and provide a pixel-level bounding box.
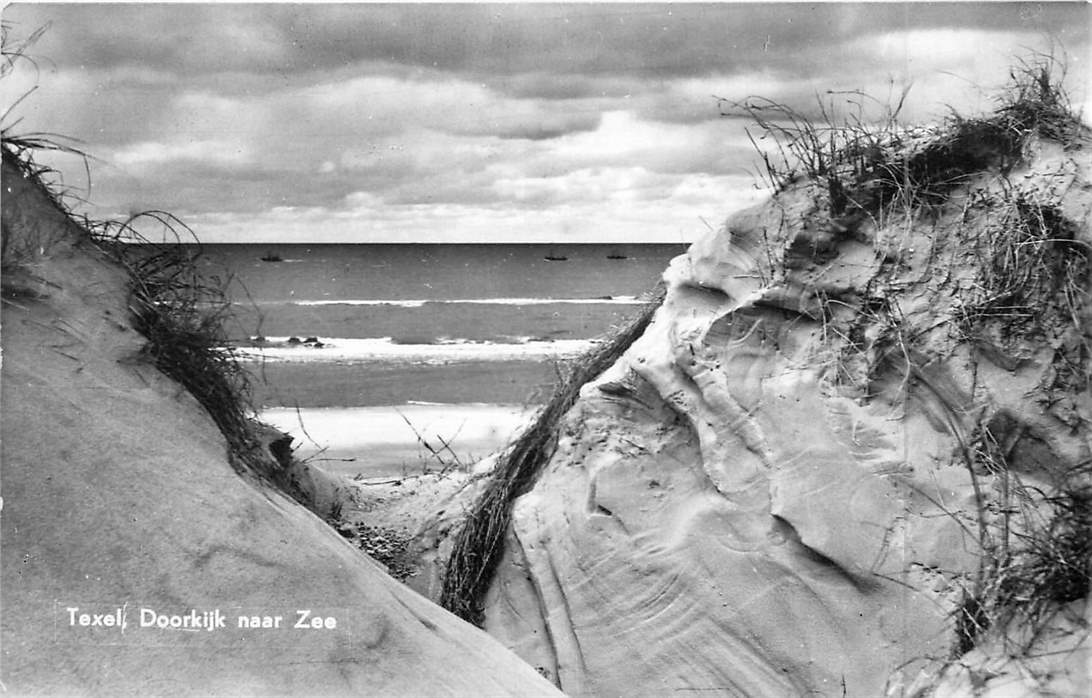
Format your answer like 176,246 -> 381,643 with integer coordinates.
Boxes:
194,243 -> 687,477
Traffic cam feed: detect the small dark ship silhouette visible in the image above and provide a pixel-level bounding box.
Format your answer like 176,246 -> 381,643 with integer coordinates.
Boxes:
260,252 -> 284,262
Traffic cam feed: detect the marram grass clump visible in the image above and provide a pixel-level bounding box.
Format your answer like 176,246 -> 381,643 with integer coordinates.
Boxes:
115,225 -> 268,476
1,137 -> 291,489
723,53 -> 1088,224
725,53 -> 1090,686
441,287 -> 665,625
957,193 -> 1088,354
1,137 -> 92,275
952,474 -> 1092,658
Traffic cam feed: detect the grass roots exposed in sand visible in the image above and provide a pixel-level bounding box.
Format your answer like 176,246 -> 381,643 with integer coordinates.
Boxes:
441,287 -> 665,626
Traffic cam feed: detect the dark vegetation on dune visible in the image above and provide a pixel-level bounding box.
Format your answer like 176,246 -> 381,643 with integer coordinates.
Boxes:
721,54 -> 1088,219
1,23 -> 316,508
1,140 -> 312,493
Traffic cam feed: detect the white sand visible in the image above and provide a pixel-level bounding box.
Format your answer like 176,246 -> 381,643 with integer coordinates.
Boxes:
260,403 -> 535,477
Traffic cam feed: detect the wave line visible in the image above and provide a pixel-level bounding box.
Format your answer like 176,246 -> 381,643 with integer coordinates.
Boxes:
279,296 -> 643,308
232,336 -> 598,364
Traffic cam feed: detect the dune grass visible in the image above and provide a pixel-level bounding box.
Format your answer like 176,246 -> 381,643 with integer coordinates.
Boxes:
2,132 -> 302,499
3,17 -> 295,487
1,136 -> 95,276
729,52 -> 1089,678
946,66 -> 1088,668
436,54 -> 1090,641
719,85 -> 912,215
722,52 -> 1087,225
440,286 -> 665,625
951,463 -> 1092,659
2,104 -> 253,454
104,218 -> 272,476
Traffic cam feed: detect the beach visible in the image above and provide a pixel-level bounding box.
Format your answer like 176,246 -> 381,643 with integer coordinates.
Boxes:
1,145 -> 563,696
5,5 -> 1090,694
203,242 -> 685,476
261,403 -> 536,478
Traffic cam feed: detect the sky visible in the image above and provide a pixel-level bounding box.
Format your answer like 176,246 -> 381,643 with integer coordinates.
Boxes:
2,2 -> 1089,244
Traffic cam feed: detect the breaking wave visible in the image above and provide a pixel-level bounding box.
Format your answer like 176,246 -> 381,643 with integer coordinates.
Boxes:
232,336 -> 598,364
286,296 -> 643,308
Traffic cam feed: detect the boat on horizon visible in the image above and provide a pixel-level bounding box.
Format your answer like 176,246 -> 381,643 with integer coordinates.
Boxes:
260,252 -> 284,262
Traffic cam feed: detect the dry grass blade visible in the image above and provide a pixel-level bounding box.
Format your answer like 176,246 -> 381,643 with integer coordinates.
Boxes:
395,408 -> 466,475
440,286 -> 665,625
118,235 -> 262,474
726,52 -> 1090,674
1,20 -> 50,79
952,470 -> 1092,658
3,140 -> 276,482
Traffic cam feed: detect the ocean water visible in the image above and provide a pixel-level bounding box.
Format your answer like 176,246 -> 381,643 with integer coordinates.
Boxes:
194,243 -> 685,475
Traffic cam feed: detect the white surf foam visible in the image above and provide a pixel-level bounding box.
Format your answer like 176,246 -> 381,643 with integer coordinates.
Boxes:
288,296 -> 643,307
234,336 -> 598,363
291,299 -> 430,308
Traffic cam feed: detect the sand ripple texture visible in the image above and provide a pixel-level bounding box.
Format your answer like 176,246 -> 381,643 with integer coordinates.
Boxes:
483,138 -> 1092,696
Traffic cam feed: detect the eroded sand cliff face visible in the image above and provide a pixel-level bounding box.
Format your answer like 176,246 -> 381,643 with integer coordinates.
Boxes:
481,133 -> 1091,696
0,151 -> 561,696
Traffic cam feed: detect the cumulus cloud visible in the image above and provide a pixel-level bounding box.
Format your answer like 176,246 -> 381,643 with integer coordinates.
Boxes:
3,3 -> 1088,243
12,3 -> 1087,82
112,140 -> 251,169
539,111 -> 754,176
491,166 -> 673,207
182,184 -> 763,245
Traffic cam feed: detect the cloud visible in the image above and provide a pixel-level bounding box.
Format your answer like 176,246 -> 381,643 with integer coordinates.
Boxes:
180,180 -> 765,245
112,140 -> 251,169
541,111 -> 755,176
15,3 -> 1083,84
493,72 -> 644,101
491,166 -> 674,207
839,28 -> 1090,121
3,3 -> 1088,244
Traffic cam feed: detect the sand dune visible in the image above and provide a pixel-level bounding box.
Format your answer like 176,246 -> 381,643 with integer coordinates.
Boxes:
5,70 -> 1090,698
413,91 -> 1092,696
0,149 -> 561,696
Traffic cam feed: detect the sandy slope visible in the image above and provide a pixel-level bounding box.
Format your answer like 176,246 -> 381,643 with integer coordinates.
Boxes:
477,133 -> 1091,696
0,153 -> 561,696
